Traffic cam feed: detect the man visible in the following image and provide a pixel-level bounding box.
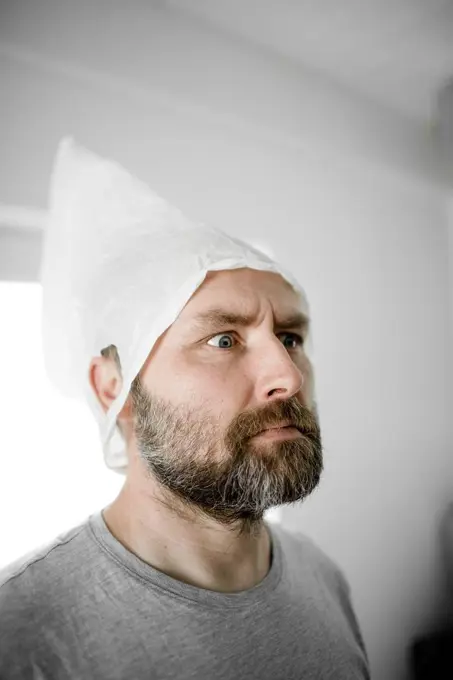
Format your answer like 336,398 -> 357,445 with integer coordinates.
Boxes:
0,140 -> 370,679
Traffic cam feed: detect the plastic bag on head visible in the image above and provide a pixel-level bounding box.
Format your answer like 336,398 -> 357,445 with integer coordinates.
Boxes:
40,137 -> 314,475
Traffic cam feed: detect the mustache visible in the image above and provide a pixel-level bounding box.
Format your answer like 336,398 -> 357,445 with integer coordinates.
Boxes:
229,397 -> 320,440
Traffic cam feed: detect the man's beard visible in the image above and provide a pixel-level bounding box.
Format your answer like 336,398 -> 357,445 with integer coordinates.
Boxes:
129,376 -> 323,535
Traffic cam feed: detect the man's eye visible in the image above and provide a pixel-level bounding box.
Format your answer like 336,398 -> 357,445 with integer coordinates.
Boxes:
279,333 -> 304,350
206,333 -> 236,349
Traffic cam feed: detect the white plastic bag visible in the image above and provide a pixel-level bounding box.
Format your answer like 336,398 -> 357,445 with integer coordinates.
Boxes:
40,138 -> 313,474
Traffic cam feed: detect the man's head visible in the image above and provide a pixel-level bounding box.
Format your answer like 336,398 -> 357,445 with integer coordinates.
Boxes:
91,268 -> 322,534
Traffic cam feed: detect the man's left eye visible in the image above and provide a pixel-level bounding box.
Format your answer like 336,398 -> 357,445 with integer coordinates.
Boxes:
279,333 -> 304,350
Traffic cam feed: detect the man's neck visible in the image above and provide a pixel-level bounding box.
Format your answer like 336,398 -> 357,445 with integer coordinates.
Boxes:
102,476 -> 272,594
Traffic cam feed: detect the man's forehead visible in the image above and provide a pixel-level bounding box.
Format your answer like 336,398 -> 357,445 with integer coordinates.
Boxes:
194,268 -> 300,303
188,307 -> 310,333
177,269 -> 309,330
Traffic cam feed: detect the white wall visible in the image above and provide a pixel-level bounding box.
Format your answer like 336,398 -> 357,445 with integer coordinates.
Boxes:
1,2 -> 452,679
282,159 -> 452,679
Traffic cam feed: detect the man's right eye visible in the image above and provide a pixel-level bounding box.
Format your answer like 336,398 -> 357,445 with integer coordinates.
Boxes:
206,333 -> 236,349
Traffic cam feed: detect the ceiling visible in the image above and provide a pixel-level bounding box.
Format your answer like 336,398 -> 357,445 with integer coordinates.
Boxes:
166,0 -> 453,123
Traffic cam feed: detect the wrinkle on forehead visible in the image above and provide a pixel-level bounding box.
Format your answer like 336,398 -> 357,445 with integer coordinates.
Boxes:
190,308 -> 310,335
183,268 -> 306,319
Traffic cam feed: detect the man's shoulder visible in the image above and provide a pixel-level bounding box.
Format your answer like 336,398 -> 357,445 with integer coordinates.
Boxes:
275,523 -> 351,594
275,523 -> 342,569
0,515 -> 92,603
0,516 -> 97,674
275,523 -> 369,664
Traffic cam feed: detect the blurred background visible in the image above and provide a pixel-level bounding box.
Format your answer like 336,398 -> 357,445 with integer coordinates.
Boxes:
1,1 -> 453,678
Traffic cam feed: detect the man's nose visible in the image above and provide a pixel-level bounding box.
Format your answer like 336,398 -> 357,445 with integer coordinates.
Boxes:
253,338 -> 304,404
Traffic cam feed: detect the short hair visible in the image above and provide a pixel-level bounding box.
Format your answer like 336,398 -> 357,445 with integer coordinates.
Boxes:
100,344 -> 122,377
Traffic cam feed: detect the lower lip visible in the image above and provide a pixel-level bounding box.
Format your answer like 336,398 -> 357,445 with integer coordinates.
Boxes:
253,426 -> 302,440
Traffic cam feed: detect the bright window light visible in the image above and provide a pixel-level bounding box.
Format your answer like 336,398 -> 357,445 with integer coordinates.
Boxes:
0,282 -> 122,568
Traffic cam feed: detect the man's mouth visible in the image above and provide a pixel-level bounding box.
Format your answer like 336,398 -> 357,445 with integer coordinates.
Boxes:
253,423 -> 302,440
260,421 -> 297,433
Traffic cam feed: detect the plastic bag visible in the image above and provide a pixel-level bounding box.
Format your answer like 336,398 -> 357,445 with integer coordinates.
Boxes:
40,138 -> 313,474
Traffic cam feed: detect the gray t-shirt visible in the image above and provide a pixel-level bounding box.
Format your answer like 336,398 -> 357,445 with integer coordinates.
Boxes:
0,510 -> 370,679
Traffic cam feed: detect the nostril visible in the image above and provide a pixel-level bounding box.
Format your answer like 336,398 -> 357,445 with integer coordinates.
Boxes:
268,388 -> 287,397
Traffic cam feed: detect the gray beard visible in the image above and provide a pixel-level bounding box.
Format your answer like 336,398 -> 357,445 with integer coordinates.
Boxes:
129,376 -> 323,535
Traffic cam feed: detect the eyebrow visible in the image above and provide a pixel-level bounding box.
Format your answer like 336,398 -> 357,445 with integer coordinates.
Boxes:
191,308 -> 310,332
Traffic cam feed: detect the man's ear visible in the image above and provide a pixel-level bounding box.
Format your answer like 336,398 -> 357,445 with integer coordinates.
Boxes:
88,356 -> 123,416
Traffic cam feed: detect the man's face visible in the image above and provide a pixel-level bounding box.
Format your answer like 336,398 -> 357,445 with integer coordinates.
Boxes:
127,268 -> 323,530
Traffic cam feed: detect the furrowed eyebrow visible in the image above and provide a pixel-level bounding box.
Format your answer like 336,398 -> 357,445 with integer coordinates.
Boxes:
191,308 -> 310,332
